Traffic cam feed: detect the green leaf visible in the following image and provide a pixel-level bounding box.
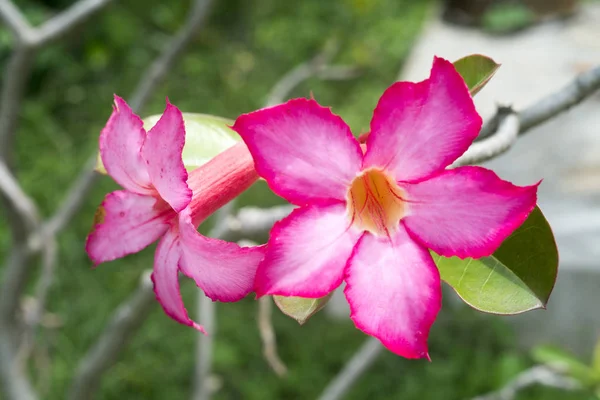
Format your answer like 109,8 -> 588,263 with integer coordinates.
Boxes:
453,54 -> 500,96
434,206 -> 558,315
273,292 -> 334,325
532,345 -> 600,386
95,113 -> 240,174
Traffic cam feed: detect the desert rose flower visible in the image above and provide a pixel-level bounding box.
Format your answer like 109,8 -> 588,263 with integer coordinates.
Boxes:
232,57 -> 538,359
86,96 -> 264,332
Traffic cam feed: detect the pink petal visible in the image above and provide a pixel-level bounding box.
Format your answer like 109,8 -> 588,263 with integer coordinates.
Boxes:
178,208 -> 265,302
254,203 -> 362,297
85,190 -> 173,265
99,95 -> 152,193
152,228 -> 205,333
364,57 -> 482,181
232,98 -> 362,206
401,166 -> 539,259
142,101 -> 192,212
344,227 -> 442,359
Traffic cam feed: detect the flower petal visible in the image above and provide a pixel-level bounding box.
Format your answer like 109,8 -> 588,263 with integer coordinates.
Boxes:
152,228 -> 205,333
99,95 -> 152,193
254,203 -> 362,297
401,166 -> 539,259
142,101 -> 192,212
86,190 -> 173,265
232,98 -> 362,206
178,208 -> 265,302
344,227 -> 442,359
364,57 -> 482,181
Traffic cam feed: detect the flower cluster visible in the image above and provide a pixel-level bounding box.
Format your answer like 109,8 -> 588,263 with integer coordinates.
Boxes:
88,57 -> 538,358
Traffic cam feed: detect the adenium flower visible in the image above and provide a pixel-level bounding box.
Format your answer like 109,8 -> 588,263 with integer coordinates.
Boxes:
232,57 -> 538,359
86,96 -> 264,332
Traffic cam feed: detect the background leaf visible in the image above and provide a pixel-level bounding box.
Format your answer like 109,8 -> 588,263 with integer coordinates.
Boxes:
434,206 -> 558,315
532,345 -> 600,387
95,113 -> 240,174
453,54 -> 501,96
273,292 -> 334,325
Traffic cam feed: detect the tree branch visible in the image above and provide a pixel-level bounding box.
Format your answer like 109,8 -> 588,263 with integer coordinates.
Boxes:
257,296 -> 287,377
317,337 -> 384,400
32,0 -> 113,46
471,365 -> 581,400
0,160 -> 40,232
0,0 -> 34,44
68,204 -> 286,400
452,113 -> 519,167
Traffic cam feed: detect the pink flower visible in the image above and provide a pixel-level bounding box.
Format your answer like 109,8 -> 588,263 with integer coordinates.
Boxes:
86,96 -> 264,332
232,57 -> 538,359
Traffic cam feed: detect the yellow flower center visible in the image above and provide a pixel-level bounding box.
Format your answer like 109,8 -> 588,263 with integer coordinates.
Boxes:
346,168 -> 406,237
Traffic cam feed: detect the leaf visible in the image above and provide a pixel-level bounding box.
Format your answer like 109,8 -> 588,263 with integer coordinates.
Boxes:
434,206 -> 558,315
532,345 -> 600,386
95,113 -> 240,174
273,292 -> 334,325
453,54 -> 500,96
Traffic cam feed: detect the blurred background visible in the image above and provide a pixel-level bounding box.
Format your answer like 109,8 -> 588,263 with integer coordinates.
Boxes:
1,0 -> 599,399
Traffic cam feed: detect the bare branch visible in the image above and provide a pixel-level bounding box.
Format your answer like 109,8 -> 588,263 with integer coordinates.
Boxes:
32,0 -> 113,46
217,205 -> 293,243
43,156 -> 98,237
317,337 -> 384,400
257,297 -> 287,377
0,0 -> 34,43
0,331 -> 37,400
50,0 -> 216,241
69,204 -> 285,400
471,365 -> 581,400
452,113 -> 519,167
193,296 -> 216,400
128,0 -> 215,111
193,201 -> 234,400
478,64 -> 600,141
265,42 -> 362,107
67,271 -> 156,400
0,160 -> 40,231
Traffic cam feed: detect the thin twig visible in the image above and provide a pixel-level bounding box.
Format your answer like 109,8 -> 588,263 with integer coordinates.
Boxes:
258,297 -> 288,377
0,160 -> 40,231
478,64 -> 600,140
452,113 -> 519,167
193,201 -> 235,400
67,271 -> 156,400
265,40 -> 362,107
32,0 -> 114,47
68,204 -> 285,400
317,337 -> 384,400
0,0 -> 34,43
471,365 -> 581,400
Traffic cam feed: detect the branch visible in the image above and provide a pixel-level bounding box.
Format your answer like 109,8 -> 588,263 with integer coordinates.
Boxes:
192,296 -> 216,400
452,113 -> 519,167
68,204 -> 286,400
217,205 -> 293,243
128,0 -> 215,111
317,337 -> 384,400
193,201 -> 234,400
265,41 -> 362,107
67,271 -> 156,400
32,0 -> 113,46
49,0 -> 216,241
0,160 -> 40,232
0,0 -> 34,43
471,365 -> 581,400
0,331 -> 37,400
257,297 -> 287,377
478,64 -> 600,141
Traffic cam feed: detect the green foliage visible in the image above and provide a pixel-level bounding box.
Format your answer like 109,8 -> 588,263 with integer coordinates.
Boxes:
435,207 -> 559,315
